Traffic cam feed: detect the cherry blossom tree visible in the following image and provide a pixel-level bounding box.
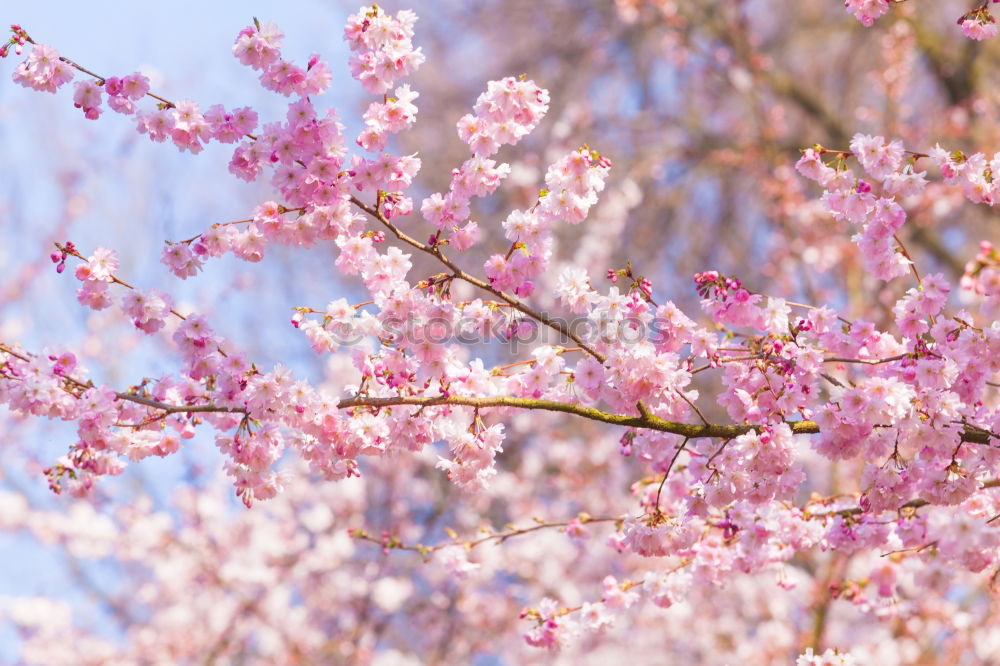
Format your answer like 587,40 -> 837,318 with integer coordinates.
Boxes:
1,2 -> 1000,663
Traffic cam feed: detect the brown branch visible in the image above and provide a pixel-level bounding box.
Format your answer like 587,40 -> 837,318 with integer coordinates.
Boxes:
807,479 -> 1000,520
22,30 -> 176,109
352,514 -> 619,557
349,195 -> 606,361
2,342 -> 994,445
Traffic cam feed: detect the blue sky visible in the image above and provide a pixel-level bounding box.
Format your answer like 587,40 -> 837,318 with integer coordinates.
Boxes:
0,2 -> 381,659
0,0 -> 367,352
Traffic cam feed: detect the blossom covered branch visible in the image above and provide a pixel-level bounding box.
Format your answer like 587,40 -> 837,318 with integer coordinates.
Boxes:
3,3 -> 1000,658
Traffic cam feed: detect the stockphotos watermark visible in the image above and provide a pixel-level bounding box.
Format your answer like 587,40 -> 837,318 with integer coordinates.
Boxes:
323,311 -> 674,352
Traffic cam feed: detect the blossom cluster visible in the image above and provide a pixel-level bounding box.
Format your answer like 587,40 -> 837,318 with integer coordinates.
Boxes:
344,4 -> 424,94
233,20 -> 332,97
11,41 -> 72,92
795,133 -> 999,280
486,148 -> 611,295
416,75 -> 553,254
962,241 -> 1000,317
845,0 -> 1000,40
458,76 -> 551,157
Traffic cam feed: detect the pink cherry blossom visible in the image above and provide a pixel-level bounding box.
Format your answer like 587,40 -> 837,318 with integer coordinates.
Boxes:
5,6 -> 1000,663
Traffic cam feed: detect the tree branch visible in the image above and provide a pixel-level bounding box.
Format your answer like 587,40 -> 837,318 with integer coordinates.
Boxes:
349,195 -> 606,361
